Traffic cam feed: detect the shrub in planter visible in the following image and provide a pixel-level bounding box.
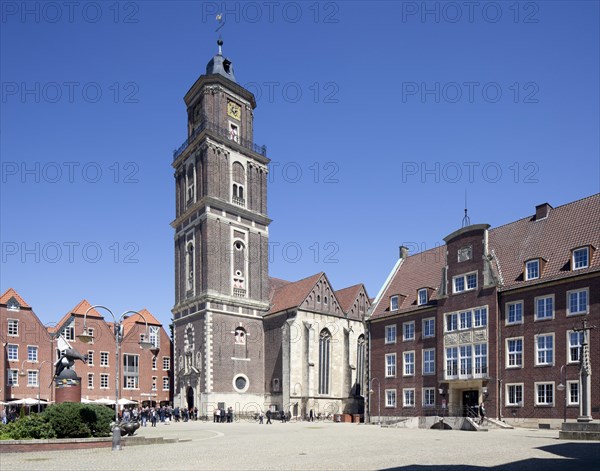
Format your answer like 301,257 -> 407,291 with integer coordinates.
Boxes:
0,414 -> 56,440
43,403 -> 113,438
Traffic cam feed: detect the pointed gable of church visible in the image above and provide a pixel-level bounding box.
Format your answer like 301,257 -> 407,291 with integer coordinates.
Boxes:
299,273 -> 343,317
335,284 -> 371,321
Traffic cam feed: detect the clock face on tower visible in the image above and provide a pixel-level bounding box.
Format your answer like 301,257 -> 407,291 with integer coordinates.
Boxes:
227,101 -> 241,120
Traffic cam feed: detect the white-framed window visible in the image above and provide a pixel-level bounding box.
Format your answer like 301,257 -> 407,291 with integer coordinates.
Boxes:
418,289 -> 428,306
445,313 -> 458,332
446,347 -> 458,377
86,327 -> 95,344
460,345 -> 472,376
152,356 -> 157,370
7,344 -> 18,361
62,320 -> 75,341
567,381 -> 579,405
149,326 -> 160,348
163,377 -> 170,391
27,345 -> 38,362
403,321 -> 415,341
163,357 -> 171,371
506,338 -> 523,368
568,330 -> 584,363
123,354 -> 139,389
403,389 -> 415,407
7,300 -> 20,311
423,387 -> 436,407
458,246 -> 472,262
385,353 -> 396,377
8,369 -> 19,386
506,383 -> 523,407
535,334 -> 554,366
100,351 -> 109,367
152,377 -> 157,391
460,311 -> 472,330
506,301 -> 523,325
87,351 -> 94,366
572,247 -> 589,270
535,382 -> 554,406
423,318 -> 435,338
27,370 -> 38,387
525,259 -> 540,280
535,295 -> 554,321
453,272 -> 477,293
423,348 -> 435,374
474,307 -> 487,327
385,325 -> 397,344
567,288 -> 589,316
390,296 -> 399,311
474,343 -> 487,375
403,351 -> 415,376
229,122 -> 239,143
100,374 -> 109,389
385,389 -> 396,408
7,319 -> 19,336
88,373 -> 94,389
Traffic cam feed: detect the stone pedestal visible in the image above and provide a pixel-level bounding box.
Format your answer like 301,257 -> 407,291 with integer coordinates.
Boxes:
54,369 -> 82,403
559,422 -> 600,441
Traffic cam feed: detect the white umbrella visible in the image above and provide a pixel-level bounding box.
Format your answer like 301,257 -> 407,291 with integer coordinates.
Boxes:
94,398 -> 116,405
81,398 -> 94,404
117,398 -> 138,406
7,398 -> 47,406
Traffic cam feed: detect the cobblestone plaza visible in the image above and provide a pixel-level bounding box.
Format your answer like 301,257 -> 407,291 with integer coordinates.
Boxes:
2,420 -> 598,470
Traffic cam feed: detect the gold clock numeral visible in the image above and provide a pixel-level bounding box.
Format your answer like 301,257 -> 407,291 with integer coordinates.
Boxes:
228,101 -> 241,120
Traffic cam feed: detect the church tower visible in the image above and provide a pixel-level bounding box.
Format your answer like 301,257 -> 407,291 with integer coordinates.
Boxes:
172,40 -> 271,414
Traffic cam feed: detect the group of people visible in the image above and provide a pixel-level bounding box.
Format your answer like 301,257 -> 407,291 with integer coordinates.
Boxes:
213,406 -> 235,423
120,405 -> 200,427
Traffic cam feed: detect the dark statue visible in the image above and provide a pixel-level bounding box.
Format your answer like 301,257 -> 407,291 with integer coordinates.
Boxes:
52,347 -> 88,384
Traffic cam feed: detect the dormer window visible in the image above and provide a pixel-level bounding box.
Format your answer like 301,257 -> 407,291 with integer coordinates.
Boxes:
525,259 -> 540,280
457,246 -> 472,262
417,289 -> 428,306
390,295 -> 399,311
572,247 -> 589,270
7,297 -> 20,311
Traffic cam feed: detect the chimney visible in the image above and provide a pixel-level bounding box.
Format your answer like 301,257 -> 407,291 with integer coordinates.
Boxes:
400,246 -> 409,259
535,203 -> 553,221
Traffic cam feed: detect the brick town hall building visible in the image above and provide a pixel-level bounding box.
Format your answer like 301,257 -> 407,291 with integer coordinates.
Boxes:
368,194 -> 599,426
171,41 -> 370,418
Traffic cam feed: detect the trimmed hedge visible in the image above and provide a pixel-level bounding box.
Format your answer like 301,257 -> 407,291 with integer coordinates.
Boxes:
0,403 -> 113,440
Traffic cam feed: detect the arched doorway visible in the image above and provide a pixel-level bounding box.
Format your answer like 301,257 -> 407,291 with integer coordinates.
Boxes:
187,387 -> 194,410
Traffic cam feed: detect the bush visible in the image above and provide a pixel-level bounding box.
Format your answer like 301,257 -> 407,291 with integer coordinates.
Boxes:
0,414 -> 56,440
42,403 -> 113,438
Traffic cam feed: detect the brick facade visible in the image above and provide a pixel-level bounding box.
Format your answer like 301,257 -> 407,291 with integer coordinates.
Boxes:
368,195 -> 600,426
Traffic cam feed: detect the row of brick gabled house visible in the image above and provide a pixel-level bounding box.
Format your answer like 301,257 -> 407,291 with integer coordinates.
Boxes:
367,194 -> 599,426
0,292 -> 172,408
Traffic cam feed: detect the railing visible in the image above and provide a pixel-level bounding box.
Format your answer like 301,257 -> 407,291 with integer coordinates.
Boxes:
173,121 -> 267,160
232,196 -> 245,207
233,288 -> 246,298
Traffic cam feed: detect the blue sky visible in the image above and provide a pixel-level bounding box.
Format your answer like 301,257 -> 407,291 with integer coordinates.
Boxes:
1,1 -> 599,328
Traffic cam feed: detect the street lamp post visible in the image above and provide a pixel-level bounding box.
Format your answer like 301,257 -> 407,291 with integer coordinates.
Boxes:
369,377 -> 380,426
77,305 -> 156,451
557,364 -> 568,423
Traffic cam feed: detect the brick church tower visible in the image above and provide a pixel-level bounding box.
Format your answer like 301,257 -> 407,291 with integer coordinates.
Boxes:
171,40 -> 271,413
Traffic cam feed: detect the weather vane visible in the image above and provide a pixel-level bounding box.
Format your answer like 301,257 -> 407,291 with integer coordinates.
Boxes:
216,12 -> 225,34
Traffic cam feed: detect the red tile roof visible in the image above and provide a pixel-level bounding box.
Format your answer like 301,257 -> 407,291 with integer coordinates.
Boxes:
268,273 -> 324,315
335,284 -> 364,313
122,308 -> 162,335
50,300 -> 104,334
371,194 -> 600,320
371,246 -> 445,319
489,194 -> 600,290
0,288 -> 31,308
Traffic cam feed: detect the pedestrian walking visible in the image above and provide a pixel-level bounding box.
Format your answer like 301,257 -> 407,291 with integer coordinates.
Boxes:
309,409 -> 314,422
266,409 -> 272,424
259,411 -> 264,424
479,402 -> 486,425
215,408 -> 221,423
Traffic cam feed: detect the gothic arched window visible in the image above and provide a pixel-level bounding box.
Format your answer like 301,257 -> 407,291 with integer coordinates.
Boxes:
186,242 -> 195,292
356,335 -> 366,397
318,329 -> 331,395
186,164 -> 195,206
234,327 -> 246,345
232,161 -> 245,206
233,240 -> 246,297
